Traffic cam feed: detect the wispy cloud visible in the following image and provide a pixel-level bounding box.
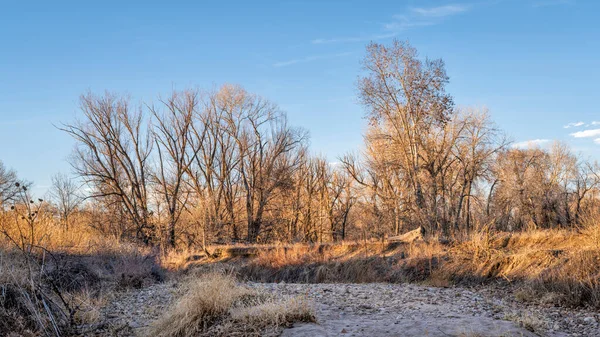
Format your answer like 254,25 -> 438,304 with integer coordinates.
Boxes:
532,0 -> 575,8
311,34 -> 396,45
563,121 -> 584,128
570,129 -> 600,138
273,52 -> 353,68
311,3 -> 471,45
383,15 -> 436,32
512,139 -> 551,149
411,4 -> 470,17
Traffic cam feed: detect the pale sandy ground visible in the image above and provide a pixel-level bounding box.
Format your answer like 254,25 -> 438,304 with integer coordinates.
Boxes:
267,283 -> 541,337
100,281 -> 599,337
251,283 -> 597,337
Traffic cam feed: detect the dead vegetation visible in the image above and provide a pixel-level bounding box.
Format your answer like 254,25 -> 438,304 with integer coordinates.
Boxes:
0,208 -> 166,337
148,273 -> 315,337
177,225 -> 600,309
3,205 -> 600,337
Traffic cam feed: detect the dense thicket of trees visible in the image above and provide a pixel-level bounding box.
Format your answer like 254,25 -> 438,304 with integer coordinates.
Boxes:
2,40 -> 600,247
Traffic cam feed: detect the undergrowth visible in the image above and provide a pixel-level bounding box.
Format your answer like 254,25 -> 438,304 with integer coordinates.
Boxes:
179,225 -> 600,309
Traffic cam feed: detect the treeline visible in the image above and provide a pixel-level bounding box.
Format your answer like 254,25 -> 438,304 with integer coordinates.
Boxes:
2,40 -> 600,248
57,84 -> 356,246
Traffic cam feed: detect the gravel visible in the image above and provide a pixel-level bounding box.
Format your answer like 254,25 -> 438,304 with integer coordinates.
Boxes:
94,281 -> 600,337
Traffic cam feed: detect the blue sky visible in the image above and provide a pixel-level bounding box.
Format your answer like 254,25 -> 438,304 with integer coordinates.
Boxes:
0,0 -> 599,194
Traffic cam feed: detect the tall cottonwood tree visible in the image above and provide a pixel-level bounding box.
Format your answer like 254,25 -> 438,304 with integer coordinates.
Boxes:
352,40 -> 509,236
185,86 -> 244,243
218,85 -> 307,242
358,39 -> 454,230
61,93 -> 154,243
151,90 -> 199,248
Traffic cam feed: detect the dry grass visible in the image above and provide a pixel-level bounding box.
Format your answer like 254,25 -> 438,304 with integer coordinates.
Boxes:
0,213 -> 167,336
436,225 -> 600,307
149,272 -> 315,337
179,226 -> 600,308
198,240 -> 445,284
0,248 -> 66,337
3,202 -> 600,336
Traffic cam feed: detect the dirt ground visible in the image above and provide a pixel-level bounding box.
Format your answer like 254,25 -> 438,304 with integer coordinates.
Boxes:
99,281 -> 599,337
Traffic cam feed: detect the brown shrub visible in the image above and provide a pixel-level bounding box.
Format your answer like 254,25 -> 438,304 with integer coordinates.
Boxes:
0,237 -> 167,336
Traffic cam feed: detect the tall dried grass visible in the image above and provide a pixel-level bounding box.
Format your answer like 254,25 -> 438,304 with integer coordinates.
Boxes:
149,272 -> 315,337
182,226 -> 600,308
0,208 -> 166,336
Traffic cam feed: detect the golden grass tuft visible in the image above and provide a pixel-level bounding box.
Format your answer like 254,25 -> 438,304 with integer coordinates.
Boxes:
149,273 -> 251,337
149,273 -> 315,337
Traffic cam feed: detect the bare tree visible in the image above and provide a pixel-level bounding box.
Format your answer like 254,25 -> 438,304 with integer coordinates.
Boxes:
60,93 -> 154,244
49,173 -> 82,230
0,160 -> 28,206
451,109 -> 506,233
358,39 -> 453,220
185,86 -> 242,244
218,85 -> 307,242
151,90 -> 199,248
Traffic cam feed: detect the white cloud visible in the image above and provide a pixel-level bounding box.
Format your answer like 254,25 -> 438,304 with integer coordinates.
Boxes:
383,15 -> 435,31
570,129 -> 600,138
311,3 -> 470,45
273,52 -> 353,67
591,121 -> 600,125
311,33 -> 396,45
563,121 -> 585,128
512,139 -> 551,149
594,138 -> 600,145
411,4 -> 470,17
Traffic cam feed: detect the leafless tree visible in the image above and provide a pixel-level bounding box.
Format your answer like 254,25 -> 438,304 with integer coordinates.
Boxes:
0,160 -> 28,206
219,85 -> 307,242
49,173 -> 82,230
60,93 -> 154,244
358,39 -> 453,219
151,90 -> 199,248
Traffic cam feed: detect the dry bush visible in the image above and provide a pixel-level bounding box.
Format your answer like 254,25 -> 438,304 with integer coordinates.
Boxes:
529,249 -> 600,307
0,241 -> 166,336
149,273 -> 315,337
581,209 -> 600,248
0,202 -> 167,336
228,297 -> 315,336
435,228 -> 600,307
150,273 -> 250,337
0,248 -> 69,337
